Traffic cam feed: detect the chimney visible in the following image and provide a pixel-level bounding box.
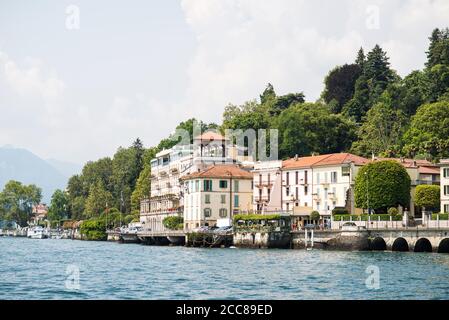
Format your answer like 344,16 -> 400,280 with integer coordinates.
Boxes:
371,152 -> 375,161
294,154 -> 298,161
413,160 -> 417,167
400,157 -> 404,163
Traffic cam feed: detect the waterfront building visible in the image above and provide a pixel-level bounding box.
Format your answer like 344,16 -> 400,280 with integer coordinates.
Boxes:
139,131 -> 254,231
440,159 -> 449,213
378,157 -> 440,217
281,153 -> 369,228
29,204 -> 49,225
181,164 -> 253,230
253,160 -> 283,212
252,153 -> 369,228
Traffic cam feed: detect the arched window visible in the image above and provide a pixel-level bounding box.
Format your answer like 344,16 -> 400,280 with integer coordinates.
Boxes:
219,208 -> 227,218
204,208 -> 212,218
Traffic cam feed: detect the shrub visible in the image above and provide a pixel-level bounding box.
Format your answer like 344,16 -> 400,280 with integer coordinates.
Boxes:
355,160 -> 411,211
233,214 -> 281,222
310,211 -> 320,221
80,219 -> 106,241
332,207 -> 349,215
387,207 -> 399,216
163,216 -> 184,230
415,185 -> 440,211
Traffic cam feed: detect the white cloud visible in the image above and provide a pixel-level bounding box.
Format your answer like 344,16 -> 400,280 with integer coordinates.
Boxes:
0,51 -> 64,101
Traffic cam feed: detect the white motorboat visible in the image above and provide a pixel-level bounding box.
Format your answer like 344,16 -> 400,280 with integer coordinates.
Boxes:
27,226 -> 48,239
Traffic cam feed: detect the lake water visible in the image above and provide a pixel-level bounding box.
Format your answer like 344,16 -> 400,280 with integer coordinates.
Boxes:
1,237 -> 448,300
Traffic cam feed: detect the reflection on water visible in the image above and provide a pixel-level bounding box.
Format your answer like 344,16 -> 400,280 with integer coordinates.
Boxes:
0,237 -> 448,300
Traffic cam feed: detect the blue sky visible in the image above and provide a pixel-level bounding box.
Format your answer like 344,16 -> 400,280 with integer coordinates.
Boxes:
1,0 -> 449,165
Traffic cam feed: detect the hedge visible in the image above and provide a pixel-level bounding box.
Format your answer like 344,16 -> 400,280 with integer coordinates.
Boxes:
431,213 -> 449,220
233,214 -> 281,222
333,214 -> 402,222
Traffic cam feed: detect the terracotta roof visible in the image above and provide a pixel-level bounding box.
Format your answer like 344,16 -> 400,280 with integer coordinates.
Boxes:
282,153 -> 369,169
194,131 -> 229,141
181,165 -> 253,180
377,158 -> 438,169
418,166 -> 440,175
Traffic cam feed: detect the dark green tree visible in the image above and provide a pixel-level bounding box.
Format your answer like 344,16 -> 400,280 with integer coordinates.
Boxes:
322,64 -> 362,113
354,160 -> 411,212
275,103 -> 357,158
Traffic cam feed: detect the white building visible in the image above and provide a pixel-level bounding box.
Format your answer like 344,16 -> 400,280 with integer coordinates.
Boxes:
253,153 -> 369,228
440,159 -> 449,213
253,160 -> 282,212
140,131 -> 254,231
181,164 -> 253,230
281,153 -> 368,227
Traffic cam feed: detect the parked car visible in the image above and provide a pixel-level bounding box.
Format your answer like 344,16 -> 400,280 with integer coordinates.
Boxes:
341,222 -> 366,231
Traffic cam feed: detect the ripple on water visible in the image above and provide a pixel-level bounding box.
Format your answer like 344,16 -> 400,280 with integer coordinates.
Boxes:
1,237 -> 449,299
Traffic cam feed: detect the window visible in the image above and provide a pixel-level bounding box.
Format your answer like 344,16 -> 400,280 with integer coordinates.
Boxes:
204,180 -> 212,191
304,170 -> 308,184
286,203 -> 290,211
219,208 -> 227,218
304,186 -> 308,195
286,172 -> 290,185
445,204 -> 449,213
317,202 -> 320,211
221,194 -> 226,204
204,208 -> 211,218
331,172 -> 337,183
267,173 -> 271,184
295,171 -> 298,185
195,180 -> 200,192
234,180 -> 239,192
444,168 -> 449,178
445,185 -> 449,196
305,202 -> 308,207
259,174 -> 262,185
205,194 -> 211,204
267,189 -> 271,201
234,195 -> 239,207
286,187 -> 290,196
295,187 -> 299,200
316,173 -> 320,184
342,166 -> 350,177
219,180 -> 228,188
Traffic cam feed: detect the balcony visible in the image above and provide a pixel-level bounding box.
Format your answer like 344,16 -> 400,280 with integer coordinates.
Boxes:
255,195 -> 269,202
321,182 -> 330,189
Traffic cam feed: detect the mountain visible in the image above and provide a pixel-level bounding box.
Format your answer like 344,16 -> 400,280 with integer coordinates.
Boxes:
0,146 -> 80,203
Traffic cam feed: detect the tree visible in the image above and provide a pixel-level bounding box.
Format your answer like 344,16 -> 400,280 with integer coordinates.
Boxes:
402,101 -> 449,159
48,189 -> 69,223
275,103 -> 357,158
354,160 -> 411,212
351,100 -> 408,157
343,45 -> 398,122
260,83 -> 276,104
0,181 -> 42,226
322,64 -> 362,113
85,180 -> 113,218
222,100 -> 271,132
426,28 -> 449,68
131,166 -> 151,211
414,185 -> 440,212
355,47 -> 366,68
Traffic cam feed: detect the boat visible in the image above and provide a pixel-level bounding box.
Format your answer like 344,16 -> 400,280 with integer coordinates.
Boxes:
27,226 -> 48,239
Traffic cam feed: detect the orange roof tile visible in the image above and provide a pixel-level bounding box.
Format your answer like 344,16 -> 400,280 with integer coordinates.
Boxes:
378,158 -> 438,169
418,166 -> 440,175
282,153 -> 369,169
181,164 -> 253,180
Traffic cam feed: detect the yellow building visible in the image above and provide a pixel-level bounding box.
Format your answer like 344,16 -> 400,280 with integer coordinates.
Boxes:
181,165 -> 253,230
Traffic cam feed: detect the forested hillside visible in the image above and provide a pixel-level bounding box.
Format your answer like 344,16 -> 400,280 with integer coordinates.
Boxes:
50,28 -> 449,222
